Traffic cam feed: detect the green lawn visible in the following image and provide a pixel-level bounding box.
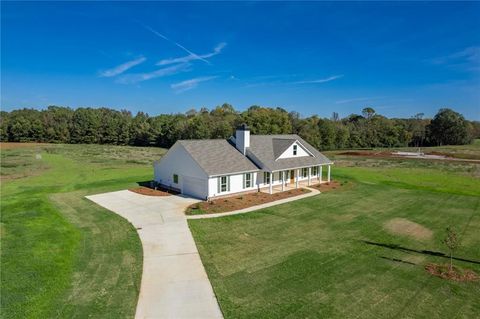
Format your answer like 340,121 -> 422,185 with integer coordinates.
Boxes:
2,143 -> 480,318
1,144 -> 165,318
189,157 -> 480,318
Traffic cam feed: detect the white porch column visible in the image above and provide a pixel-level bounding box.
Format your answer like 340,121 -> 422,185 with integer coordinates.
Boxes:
282,171 -> 285,191
327,165 -> 331,182
269,172 -> 273,194
319,166 -> 323,183
295,169 -> 299,188
308,167 -> 311,186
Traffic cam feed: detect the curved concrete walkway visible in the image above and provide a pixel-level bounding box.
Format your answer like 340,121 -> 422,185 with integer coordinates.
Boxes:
187,187 -> 320,220
86,190 -> 223,319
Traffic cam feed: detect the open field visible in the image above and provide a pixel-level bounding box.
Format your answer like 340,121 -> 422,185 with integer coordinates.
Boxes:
397,139 -> 480,160
2,142 -> 480,318
1,143 -> 166,318
326,139 -> 480,161
189,150 -> 480,318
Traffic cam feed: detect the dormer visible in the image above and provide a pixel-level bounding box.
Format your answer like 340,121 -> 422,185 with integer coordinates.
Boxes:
275,139 -> 314,160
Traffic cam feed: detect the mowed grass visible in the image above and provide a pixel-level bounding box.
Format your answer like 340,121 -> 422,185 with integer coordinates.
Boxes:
189,158 -> 480,318
1,143 -> 166,318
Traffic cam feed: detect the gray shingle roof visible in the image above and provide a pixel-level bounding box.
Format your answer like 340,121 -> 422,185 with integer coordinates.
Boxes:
178,139 -> 259,177
272,138 -> 296,158
247,134 -> 333,172
175,134 -> 332,177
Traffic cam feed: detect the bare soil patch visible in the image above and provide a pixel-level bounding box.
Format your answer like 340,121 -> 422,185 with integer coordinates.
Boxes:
129,186 -> 179,196
384,218 -> 433,240
339,150 -> 480,163
340,151 -> 392,158
425,263 -> 479,282
186,188 -> 311,215
0,142 -> 51,150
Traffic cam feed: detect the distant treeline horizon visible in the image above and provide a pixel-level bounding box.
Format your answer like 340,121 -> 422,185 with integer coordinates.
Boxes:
1,104 -> 478,150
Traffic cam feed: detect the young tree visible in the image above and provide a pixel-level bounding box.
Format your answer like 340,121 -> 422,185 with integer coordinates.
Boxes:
443,227 -> 459,271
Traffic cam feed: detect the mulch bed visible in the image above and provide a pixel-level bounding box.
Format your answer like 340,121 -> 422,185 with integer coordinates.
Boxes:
129,186 -> 180,196
425,263 -> 479,282
186,188 -> 311,215
309,180 -> 342,192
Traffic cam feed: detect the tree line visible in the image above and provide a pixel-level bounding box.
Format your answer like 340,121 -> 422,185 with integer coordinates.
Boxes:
0,104 -> 478,150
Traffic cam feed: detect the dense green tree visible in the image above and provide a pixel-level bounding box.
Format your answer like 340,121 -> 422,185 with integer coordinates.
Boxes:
334,124 -> 350,149
427,108 -> 472,145
298,116 -> 321,149
0,105 -> 476,149
242,106 -> 292,134
129,112 -> 155,146
362,107 -> 376,120
0,111 -> 10,142
42,106 -> 73,143
70,108 -> 102,144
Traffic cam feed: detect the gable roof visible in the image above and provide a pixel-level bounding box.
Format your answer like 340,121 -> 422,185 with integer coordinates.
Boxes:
247,134 -> 333,172
177,139 -> 259,177
272,138 -> 296,158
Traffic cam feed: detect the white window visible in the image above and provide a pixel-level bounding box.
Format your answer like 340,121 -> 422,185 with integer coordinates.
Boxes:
302,168 -> 308,178
293,144 -> 298,155
218,176 -> 230,193
244,173 -> 252,188
263,171 -> 270,184
312,166 -> 318,176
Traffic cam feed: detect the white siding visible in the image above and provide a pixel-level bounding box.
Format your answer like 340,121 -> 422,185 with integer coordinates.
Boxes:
208,172 -> 258,198
257,167 -> 323,185
154,143 -> 208,198
278,141 -> 311,159
258,171 -> 285,186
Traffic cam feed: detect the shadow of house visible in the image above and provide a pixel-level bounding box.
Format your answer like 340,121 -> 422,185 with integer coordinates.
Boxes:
135,180 -> 181,195
362,240 -> 480,265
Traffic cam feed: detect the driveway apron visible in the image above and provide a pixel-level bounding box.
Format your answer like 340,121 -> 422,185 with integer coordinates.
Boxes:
86,190 -> 223,319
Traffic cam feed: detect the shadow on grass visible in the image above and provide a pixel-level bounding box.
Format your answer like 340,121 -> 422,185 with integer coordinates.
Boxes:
363,240 -> 480,265
380,256 -> 416,265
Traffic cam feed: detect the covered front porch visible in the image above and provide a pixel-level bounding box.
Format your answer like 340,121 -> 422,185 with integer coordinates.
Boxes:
259,164 -> 332,194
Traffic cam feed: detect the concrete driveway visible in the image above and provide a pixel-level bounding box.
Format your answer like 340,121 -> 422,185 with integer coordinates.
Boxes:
86,190 -> 223,319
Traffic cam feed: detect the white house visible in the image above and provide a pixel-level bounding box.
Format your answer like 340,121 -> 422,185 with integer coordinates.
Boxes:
154,124 -> 333,199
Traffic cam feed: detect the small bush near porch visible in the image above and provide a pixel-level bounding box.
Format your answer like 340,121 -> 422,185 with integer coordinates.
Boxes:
186,188 -> 311,215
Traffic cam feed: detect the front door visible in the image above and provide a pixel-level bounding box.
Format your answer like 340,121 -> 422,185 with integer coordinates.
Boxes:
290,170 -> 295,184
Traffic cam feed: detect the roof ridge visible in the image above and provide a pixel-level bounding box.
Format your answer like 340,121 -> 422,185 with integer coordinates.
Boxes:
178,138 -> 228,142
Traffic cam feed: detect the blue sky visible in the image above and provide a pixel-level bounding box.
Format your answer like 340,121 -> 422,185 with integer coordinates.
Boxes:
2,1 -> 479,120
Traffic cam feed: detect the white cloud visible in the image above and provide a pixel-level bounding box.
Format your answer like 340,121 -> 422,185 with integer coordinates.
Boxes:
100,56 -> 146,77
116,63 -> 190,84
171,76 -> 218,93
430,46 -> 480,72
293,74 -> 344,84
336,96 -> 384,104
157,42 -> 227,66
142,24 -> 210,64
